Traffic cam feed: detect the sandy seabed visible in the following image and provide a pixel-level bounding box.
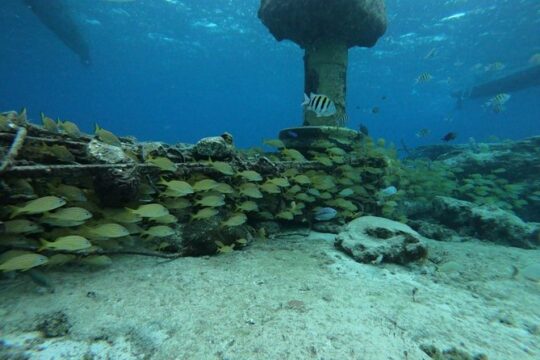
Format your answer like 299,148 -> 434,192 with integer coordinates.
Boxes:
0,231 -> 539,360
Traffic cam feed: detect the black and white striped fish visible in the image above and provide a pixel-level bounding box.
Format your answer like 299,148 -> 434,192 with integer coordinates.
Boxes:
484,93 -> 511,113
302,93 -> 337,117
415,72 -> 433,84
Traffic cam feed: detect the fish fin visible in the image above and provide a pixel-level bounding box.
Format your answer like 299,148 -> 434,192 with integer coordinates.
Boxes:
301,93 -> 310,107
8,206 -> 21,219
17,108 -> 27,124
328,104 -> 337,116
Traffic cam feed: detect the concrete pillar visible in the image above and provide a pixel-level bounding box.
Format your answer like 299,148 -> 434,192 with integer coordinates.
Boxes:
303,41 -> 348,127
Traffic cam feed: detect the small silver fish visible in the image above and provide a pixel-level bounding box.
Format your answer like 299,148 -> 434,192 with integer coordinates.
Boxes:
424,48 -> 438,59
313,207 -> 338,221
302,93 -> 337,117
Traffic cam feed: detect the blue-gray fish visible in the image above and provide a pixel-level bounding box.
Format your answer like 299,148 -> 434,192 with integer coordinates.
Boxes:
302,93 -> 337,117
313,207 -> 338,221
380,186 -> 397,196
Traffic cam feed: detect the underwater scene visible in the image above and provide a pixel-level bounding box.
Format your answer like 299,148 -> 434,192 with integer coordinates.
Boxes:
0,0 -> 539,359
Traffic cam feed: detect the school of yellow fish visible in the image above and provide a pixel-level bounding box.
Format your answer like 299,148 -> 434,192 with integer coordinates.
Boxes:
0,110 -> 389,272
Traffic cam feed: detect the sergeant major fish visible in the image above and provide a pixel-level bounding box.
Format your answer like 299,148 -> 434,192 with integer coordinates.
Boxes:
302,93 -> 337,117
485,93 -> 511,113
415,72 -> 433,84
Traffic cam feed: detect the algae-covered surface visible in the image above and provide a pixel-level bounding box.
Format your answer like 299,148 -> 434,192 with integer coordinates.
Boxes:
1,231 -> 538,360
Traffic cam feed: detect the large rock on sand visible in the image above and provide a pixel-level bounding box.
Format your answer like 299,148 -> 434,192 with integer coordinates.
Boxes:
335,216 -> 428,265
432,196 -> 539,249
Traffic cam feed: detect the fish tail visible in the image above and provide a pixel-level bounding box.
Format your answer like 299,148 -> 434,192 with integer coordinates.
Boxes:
8,207 -> 21,219
38,238 -> 50,252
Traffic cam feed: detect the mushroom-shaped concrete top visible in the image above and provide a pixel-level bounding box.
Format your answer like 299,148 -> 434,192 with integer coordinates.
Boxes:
258,0 -> 387,48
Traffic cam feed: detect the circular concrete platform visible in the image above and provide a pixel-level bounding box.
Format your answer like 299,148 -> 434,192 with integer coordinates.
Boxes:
278,126 -> 360,150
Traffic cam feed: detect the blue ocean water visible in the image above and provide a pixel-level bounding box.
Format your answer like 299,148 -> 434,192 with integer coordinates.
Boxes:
1,0 -> 539,149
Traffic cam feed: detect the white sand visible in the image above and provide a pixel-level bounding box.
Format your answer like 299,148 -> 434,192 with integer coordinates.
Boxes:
1,231 -> 539,360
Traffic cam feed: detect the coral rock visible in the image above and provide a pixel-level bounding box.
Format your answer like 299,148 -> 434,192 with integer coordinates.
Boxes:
35,311 -> 70,338
432,196 -> 539,249
86,139 -> 131,164
193,136 -> 234,160
410,136 -> 540,222
312,222 -> 343,234
335,216 -> 427,264
408,219 -> 458,241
